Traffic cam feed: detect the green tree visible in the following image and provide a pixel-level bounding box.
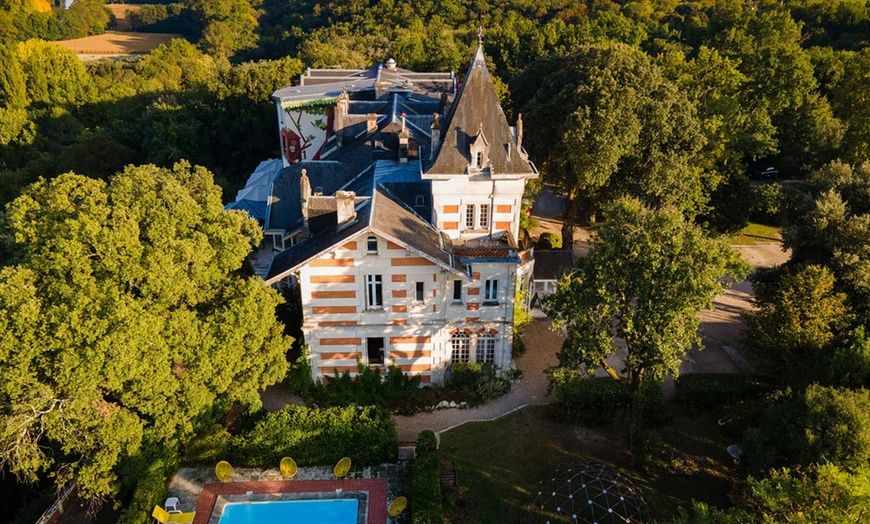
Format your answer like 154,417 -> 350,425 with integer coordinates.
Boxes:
543,198 -> 746,466
15,39 -> 94,105
0,43 -> 27,108
744,265 -> 849,377
515,43 -> 711,243
667,464 -> 870,523
0,162 -> 290,501
742,385 -> 870,474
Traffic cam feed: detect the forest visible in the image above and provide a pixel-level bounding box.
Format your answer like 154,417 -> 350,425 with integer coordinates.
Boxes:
2,0 -> 870,522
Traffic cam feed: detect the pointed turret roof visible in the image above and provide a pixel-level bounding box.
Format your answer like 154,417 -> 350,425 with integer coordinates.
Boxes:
425,45 -> 534,176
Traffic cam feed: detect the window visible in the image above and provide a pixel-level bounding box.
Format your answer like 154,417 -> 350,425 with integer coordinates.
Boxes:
273,234 -> 285,250
367,337 -> 385,365
415,281 -> 425,302
465,205 -> 475,229
451,333 -> 470,364
484,279 -> 499,302
414,195 -> 425,207
476,151 -> 483,167
366,274 -> 383,308
453,280 -> 462,302
479,204 -> 490,229
366,236 -> 378,254
477,335 -> 496,364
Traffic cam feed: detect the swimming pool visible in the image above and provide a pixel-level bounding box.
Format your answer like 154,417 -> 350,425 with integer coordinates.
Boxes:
219,499 -> 359,524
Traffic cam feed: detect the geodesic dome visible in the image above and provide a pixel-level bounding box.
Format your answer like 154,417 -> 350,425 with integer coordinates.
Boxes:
522,462 -> 647,523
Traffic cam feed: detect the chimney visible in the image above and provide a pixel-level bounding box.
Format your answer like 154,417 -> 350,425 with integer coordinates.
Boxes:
516,113 -> 524,154
386,58 -> 397,69
300,168 -> 311,240
430,113 -> 440,160
334,87 -> 349,147
398,114 -> 411,163
335,190 -> 357,229
366,113 -> 378,134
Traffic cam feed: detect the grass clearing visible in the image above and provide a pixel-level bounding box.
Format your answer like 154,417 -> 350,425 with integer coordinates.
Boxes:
438,405 -> 738,522
57,31 -> 182,57
731,222 -> 782,246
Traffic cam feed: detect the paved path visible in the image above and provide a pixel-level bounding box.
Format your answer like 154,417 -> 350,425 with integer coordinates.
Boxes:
392,319 -> 563,441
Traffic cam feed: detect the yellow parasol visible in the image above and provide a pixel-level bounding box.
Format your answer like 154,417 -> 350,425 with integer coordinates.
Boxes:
387,496 -> 408,517
215,460 -> 234,482
334,457 -> 351,478
280,457 -> 298,478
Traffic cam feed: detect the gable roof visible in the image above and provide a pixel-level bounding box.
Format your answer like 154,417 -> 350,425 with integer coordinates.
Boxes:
425,45 -> 535,176
263,184 -> 467,285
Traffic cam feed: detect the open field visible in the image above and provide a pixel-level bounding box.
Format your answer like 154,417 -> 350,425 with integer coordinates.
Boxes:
106,3 -> 140,19
57,31 -> 182,60
106,3 -> 140,30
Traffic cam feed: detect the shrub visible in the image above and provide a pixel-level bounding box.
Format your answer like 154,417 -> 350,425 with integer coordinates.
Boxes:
416,430 -> 438,456
411,430 -> 445,524
231,405 -> 397,468
550,371 -> 665,425
447,362 -> 510,405
311,363 -> 428,415
750,183 -> 787,225
538,231 -> 563,249
674,374 -> 773,413
116,445 -> 178,524
286,345 -> 314,396
180,424 -> 232,466
741,385 -> 870,476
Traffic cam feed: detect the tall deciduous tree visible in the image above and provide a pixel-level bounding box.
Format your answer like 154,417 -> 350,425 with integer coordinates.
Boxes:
544,198 -> 746,466
0,162 -> 290,500
514,43 -> 711,243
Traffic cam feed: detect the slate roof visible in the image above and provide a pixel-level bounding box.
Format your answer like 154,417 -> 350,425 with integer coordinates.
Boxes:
533,250 -> 575,281
264,184 -> 467,284
425,45 -> 535,176
273,64 -> 455,104
265,200 -> 373,283
266,162 -> 350,231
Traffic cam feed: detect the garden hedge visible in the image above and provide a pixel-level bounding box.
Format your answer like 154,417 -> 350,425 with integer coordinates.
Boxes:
116,447 -> 178,524
231,405 -> 397,467
411,430 -> 445,524
552,373 -> 665,425
675,373 -> 772,413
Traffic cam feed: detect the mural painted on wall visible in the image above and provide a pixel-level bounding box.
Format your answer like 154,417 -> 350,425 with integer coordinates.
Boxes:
281,105 -> 335,164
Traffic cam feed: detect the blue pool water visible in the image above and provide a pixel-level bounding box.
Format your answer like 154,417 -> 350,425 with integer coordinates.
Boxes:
219,499 -> 359,524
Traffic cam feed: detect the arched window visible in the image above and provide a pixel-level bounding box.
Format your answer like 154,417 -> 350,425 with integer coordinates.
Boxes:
367,235 -> 378,254
477,334 -> 496,364
451,333 -> 470,364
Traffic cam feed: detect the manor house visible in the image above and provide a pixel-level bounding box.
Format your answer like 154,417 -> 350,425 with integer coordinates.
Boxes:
234,45 -> 537,384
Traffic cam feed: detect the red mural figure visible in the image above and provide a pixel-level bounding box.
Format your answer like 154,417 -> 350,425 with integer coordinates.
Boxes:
281,128 -> 303,164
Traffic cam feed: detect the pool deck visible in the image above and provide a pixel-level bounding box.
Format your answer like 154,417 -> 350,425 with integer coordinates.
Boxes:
193,478 -> 388,524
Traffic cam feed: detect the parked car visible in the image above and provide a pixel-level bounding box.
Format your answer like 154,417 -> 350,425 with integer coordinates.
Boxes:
750,167 -> 779,180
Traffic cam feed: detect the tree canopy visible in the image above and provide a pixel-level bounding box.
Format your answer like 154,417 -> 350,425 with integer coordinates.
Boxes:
544,197 -> 747,465
0,162 -> 290,500
514,43 -> 711,237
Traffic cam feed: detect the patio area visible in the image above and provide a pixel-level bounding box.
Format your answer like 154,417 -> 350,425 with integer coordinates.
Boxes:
166,463 -> 411,524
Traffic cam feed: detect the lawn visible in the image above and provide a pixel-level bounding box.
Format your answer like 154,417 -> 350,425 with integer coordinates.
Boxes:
730,222 -> 782,246
438,405 -> 738,522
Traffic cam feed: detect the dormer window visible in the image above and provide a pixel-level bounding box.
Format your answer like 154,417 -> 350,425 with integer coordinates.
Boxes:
469,124 -> 489,172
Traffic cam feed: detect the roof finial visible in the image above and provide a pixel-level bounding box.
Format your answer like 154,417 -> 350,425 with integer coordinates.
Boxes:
478,25 -> 484,46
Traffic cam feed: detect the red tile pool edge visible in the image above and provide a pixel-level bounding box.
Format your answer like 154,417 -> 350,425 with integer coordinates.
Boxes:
192,478 -> 388,524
